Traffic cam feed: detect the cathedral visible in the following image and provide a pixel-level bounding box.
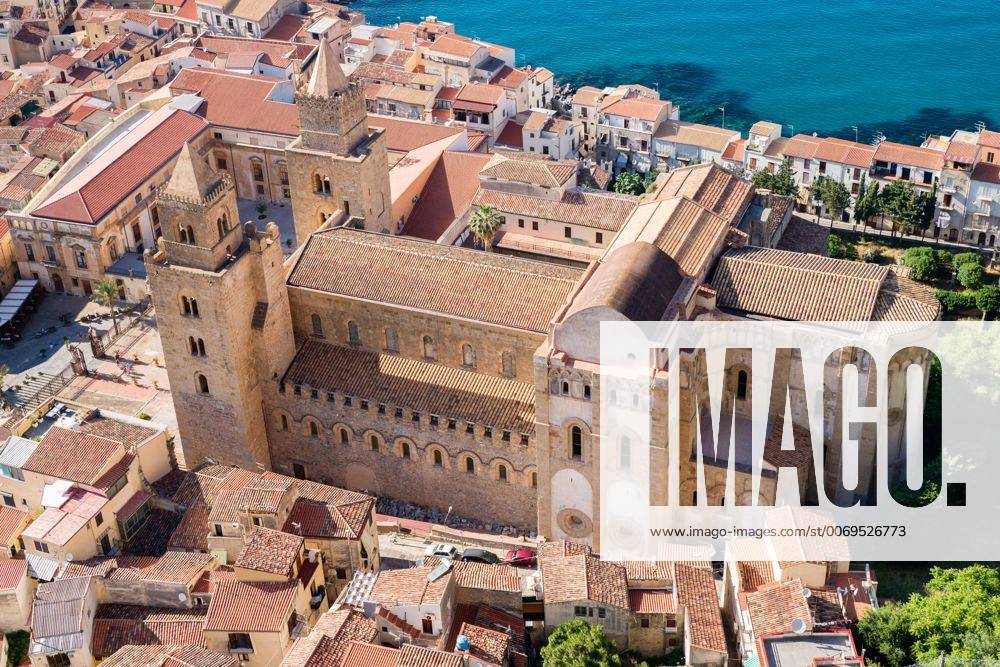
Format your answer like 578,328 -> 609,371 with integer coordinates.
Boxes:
146,39 -> 941,548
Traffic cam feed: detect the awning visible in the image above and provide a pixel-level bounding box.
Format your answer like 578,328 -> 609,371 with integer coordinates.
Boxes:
26,552 -> 60,581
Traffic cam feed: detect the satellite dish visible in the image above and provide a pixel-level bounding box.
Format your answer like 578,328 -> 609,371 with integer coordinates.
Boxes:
66,553 -> 73,562
802,588 -> 812,598
790,618 -> 807,634
178,593 -> 187,602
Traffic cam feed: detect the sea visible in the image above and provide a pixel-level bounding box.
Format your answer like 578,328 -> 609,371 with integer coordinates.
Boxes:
353,0 -> 1000,145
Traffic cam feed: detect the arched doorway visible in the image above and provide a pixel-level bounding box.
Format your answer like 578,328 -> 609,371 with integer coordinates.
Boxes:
52,274 -> 64,292
978,232 -> 986,246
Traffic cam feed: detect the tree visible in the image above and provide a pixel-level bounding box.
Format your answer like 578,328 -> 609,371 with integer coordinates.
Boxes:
900,246 -> 942,282
882,179 -> 920,236
540,619 -> 622,666
853,173 -> 869,228
858,566 -> 1000,664
957,262 -> 985,290
916,179 -> 938,237
976,285 -> 1000,317
953,252 -> 982,269
92,279 -> 121,336
468,205 -> 502,252
752,161 -> 798,197
812,178 -> 851,227
612,171 -> 645,196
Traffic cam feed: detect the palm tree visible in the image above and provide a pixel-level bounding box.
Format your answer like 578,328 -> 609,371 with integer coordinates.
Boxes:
92,279 -> 120,337
468,205 -> 502,252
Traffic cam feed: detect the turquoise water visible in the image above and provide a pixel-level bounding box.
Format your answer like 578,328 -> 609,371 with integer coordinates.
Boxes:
355,0 -> 1000,145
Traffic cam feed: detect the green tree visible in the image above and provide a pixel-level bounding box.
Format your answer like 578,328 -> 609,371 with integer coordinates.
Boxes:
540,619 -> 622,666
953,252 -> 982,269
853,173 -> 869,227
901,246 -> 942,281
916,179 -> 938,237
957,262 -> 985,290
468,205 -> 502,252
882,179 -> 920,236
752,161 -> 798,197
812,178 -> 851,227
976,285 -> 1000,317
612,171 -> 646,196
857,603 -> 915,667
91,278 -> 121,336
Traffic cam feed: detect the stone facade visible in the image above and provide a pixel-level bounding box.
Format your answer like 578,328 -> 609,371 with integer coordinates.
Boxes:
146,144 -> 295,471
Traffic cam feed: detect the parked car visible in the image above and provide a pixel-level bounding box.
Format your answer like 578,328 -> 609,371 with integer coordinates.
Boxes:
424,543 -> 458,560
461,548 -> 500,564
504,547 -> 537,568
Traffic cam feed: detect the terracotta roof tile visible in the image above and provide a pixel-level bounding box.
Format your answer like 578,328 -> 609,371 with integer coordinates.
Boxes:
480,152 -> 577,188
288,227 -> 580,333
651,162 -> 753,224
0,506 -> 29,545
628,589 -> 675,614
235,527 -> 302,575
453,561 -> 520,592
458,622 -> 510,664
425,35 -> 481,60
0,558 -> 27,589
746,578 -> 813,637
24,426 -> 126,486
371,566 -> 452,607
540,553 -> 629,609
873,141 -> 944,171
92,606 -> 206,658
674,562 -> 726,654
338,641 -> 398,667
203,580 -> 297,633
280,608 -> 377,667
474,187 -> 636,232
397,645 -> 463,667
168,69 -> 297,137
402,151 -> 492,240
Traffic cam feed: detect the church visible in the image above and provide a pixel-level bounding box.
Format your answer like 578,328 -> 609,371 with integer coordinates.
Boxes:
146,39 -> 941,548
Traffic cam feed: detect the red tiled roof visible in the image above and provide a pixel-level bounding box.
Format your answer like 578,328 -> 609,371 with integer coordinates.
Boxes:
203,580 -> 297,633
628,589 -> 675,614
281,608 -> 377,667
23,426 -> 126,486
494,120 -> 523,148
234,527 -> 302,575
490,65 -> 527,90
402,151 -> 492,240
168,68 -> 298,136
746,578 -> 813,637
873,141 -> 945,171
263,13 -> 307,41
972,162 -> 1000,185
33,108 -> 207,224
0,558 -> 27,590
338,642 -> 398,667
425,35 -> 481,59
92,606 -> 206,658
0,505 -> 28,545
674,563 -> 726,655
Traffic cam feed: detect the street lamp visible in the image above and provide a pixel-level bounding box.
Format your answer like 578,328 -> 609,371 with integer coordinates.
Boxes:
851,125 -> 859,143
718,106 -> 725,129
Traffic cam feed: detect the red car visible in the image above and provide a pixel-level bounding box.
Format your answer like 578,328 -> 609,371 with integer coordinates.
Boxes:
504,547 -> 537,568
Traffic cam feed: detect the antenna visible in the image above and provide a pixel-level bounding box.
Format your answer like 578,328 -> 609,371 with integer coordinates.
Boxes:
803,587 -> 812,598
790,618 -> 807,634
178,592 -> 187,602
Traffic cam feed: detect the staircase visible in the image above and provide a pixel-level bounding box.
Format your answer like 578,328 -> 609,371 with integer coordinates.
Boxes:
6,367 -> 74,413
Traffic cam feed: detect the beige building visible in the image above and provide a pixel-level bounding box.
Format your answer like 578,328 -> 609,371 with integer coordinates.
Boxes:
0,558 -> 31,630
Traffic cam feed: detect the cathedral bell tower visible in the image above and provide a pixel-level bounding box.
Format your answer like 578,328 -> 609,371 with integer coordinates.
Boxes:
146,140 -> 296,470
286,37 -> 393,243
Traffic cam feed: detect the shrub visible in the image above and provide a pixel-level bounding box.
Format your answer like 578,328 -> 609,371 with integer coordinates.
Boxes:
957,262 -> 985,290
952,251 -> 982,269
901,246 -> 941,281
827,234 -> 856,260
976,285 -> 1000,316
935,290 -> 977,313
862,246 -> 883,263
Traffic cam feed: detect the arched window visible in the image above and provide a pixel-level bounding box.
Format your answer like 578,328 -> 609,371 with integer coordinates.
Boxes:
311,314 -> 324,338
619,435 -> 631,469
433,450 -> 443,467
384,328 -> 398,352
369,434 -> 379,452
737,370 -> 749,401
531,471 -> 537,488
498,464 -> 508,483
422,335 -> 435,361
309,421 -> 318,438
571,426 -> 582,460
312,173 -> 323,193
561,379 -> 570,395
178,226 -> 189,243
280,414 -> 288,431
197,339 -> 206,356
401,442 -> 411,459
322,177 -> 331,194
189,336 -> 198,355
501,351 -> 515,377
196,373 -> 209,394
221,212 -> 229,230
186,226 -> 196,244
181,296 -> 191,316
583,383 -> 591,400
462,344 -> 475,368
217,218 -> 225,240
347,321 -> 360,345
339,428 -> 349,445
465,457 -> 475,474
190,299 -> 200,318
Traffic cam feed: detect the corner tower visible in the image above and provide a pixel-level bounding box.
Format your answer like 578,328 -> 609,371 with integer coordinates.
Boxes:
146,141 -> 296,470
286,37 -> 392,242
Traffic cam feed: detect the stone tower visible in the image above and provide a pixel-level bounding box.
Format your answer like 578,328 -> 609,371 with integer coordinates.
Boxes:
286,37 -> 392,242
146,140 -> 296,471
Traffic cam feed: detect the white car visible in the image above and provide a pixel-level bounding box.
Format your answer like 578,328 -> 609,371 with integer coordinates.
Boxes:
424,543 -> 458,559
